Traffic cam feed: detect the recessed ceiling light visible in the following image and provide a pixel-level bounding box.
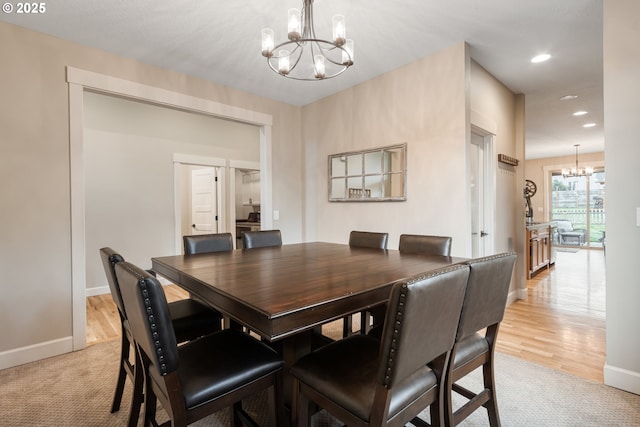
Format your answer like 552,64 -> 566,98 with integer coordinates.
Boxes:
583,123 -> 597,128
573,111 -> 588,116
531,53 -> 551,63
560,95 -> 579,101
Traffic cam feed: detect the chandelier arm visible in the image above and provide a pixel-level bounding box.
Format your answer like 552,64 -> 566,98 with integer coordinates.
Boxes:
271,39 -> 351,63
266,41 -> 304,74
289,45 -> 304,73
262,0 -> 352,81
324,49 -> 351,66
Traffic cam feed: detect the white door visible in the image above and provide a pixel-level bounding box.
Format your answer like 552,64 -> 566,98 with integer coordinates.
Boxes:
470,131 -> 495,257
191,167 -> 218,234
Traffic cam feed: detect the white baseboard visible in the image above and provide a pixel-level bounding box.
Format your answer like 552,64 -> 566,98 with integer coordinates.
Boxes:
0,336 -> 73,370
86,285 -> 110,297
506,289 -> 521,306
516,287 -> 528,300
604,363 -> 640,395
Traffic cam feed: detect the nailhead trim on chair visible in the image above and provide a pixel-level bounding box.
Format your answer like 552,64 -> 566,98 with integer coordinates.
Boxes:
466,252 -> 514,265
381,264 -> 469,387
126,264 -> 170,376
384,283 -> 407,387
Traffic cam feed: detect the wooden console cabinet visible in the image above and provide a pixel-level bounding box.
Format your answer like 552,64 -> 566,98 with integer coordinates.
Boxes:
527,223 -> 551,279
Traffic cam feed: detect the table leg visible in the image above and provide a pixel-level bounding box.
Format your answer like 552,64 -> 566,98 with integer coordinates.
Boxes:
278,330 -> 312,427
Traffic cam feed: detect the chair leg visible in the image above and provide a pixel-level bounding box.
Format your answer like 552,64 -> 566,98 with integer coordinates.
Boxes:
482,362 -> 501,427
143,387 -> 157,427
111,333 -> 129,413
291,378 -> 310,427
230,401 -> 243,427
127,351 -> 144,427
360,311 -> 373,335
267,384 -> 277,427
443,353 -> 456,427
342,315 -> 353,338
367,304 -> 387,334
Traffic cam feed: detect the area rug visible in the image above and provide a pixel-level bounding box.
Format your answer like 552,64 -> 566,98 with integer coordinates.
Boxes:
1,338 -> 638,426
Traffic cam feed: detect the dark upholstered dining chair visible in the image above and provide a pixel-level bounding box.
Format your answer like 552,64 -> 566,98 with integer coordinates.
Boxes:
399,234 -> 452,257
349,230 -> 389,249
365,234 -> 454,339
115,261 -> 283,427
183,232 -> 233,327
291,264 -> 470,427
243,229 -> 282,249
183,232 -> 234,254
443,252 -> 516,427
346,230 -> 389,336
99,247 -> 222,427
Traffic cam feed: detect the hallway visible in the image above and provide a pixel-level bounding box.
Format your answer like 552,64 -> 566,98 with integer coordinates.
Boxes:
498,249 -> 606,382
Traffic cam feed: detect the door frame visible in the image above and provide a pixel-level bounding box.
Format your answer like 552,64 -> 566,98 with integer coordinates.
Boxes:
67,67 -> 273,350
470,126 -> 496,258
173,155 -> 227,254
543,161 -> 606,248
229,160 -> 261,244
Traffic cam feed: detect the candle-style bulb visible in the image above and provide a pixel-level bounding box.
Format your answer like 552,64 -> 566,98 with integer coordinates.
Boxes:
261,28 -> 274,57
288,8 -> 301,40
278,50 -> 291,75
332,15 -> 346,45
314,55 -> 326,79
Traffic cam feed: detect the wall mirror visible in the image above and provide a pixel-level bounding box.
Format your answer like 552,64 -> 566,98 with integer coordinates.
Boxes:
329,143 -> 407,202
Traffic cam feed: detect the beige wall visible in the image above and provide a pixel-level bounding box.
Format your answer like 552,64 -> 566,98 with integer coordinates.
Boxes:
304,44 -> 470,252
1,25 -> 522,370
470,61 -> 527,296
603,0 -> 640,394
2,1 -> 637,396
302,43 -> 524,283
0,21 -> 302,359
83,92 -> 260,292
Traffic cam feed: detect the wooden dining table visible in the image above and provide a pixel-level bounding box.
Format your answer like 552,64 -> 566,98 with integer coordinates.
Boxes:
151,241 -> 466,423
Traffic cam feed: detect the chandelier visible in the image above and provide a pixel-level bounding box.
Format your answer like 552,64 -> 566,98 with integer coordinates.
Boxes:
261,0 -> 354,80
562,144 -> 593,178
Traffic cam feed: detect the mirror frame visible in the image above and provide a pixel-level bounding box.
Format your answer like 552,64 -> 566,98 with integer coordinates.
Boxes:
328,143 -> 407,202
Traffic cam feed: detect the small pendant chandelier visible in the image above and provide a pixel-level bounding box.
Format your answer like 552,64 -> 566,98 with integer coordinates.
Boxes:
562,144 -> 593,178
261,0 -> 354,80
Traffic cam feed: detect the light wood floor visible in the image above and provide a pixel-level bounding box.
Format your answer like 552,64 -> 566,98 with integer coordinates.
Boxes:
497,248 -> 606,383
87,249 -> 606,383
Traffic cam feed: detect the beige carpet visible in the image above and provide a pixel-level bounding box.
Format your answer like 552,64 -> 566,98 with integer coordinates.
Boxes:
1,325 -> 639,426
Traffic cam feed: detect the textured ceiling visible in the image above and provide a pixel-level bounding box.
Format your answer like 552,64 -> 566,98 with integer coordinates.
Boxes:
0,0 -> 604,159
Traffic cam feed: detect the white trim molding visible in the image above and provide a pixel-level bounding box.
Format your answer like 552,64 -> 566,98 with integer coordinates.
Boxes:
0,337 -> 73,371
604,363 -> 640,395
66,67 -> 272,127
66,66 -> 273,354
173,153 -> 227,167
172,155 -> 228,253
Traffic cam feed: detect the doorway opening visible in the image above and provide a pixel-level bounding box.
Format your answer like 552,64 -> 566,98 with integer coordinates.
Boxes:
232,167 -> 261,249
68,67 -> 273,350
547,168 -> 606,249
188,166 -> 221,235
173,160 -> 228,254
470,128 -> 496,258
